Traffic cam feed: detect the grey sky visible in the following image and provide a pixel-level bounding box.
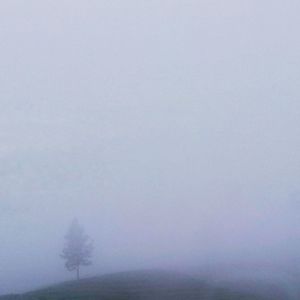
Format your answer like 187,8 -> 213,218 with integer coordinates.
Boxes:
0,0 -> 300,295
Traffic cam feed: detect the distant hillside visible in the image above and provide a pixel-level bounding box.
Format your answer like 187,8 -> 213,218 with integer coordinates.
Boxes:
0,270 -> 288,300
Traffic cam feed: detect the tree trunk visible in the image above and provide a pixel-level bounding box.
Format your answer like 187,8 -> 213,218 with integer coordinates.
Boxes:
76,266 -> 80,280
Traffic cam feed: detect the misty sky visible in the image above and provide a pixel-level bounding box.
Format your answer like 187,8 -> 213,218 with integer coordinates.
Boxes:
0,0 -> 300,295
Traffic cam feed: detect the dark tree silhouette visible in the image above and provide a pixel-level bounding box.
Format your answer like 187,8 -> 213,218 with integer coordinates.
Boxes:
61,219 -> 93,280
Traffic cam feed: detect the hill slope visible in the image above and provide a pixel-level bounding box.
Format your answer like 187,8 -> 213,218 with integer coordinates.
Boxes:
0,270 -> 286,300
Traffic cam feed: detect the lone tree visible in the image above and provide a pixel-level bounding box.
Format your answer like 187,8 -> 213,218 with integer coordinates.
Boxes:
61,219 -> 93,280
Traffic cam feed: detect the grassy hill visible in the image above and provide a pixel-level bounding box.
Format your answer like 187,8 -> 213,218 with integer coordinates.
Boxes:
0,270 -> 288,300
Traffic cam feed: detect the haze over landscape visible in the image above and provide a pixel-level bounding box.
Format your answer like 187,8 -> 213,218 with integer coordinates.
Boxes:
0,1 -> 300,298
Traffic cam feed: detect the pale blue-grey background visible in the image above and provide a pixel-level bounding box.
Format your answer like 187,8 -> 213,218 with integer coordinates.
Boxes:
0,0 -> 299,295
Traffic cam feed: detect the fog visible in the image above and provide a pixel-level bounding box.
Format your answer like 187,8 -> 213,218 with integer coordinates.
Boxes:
0,0 -> 300,296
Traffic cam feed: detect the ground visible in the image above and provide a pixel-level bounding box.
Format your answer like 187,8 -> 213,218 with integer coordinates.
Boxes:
0,270 -> 288,300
